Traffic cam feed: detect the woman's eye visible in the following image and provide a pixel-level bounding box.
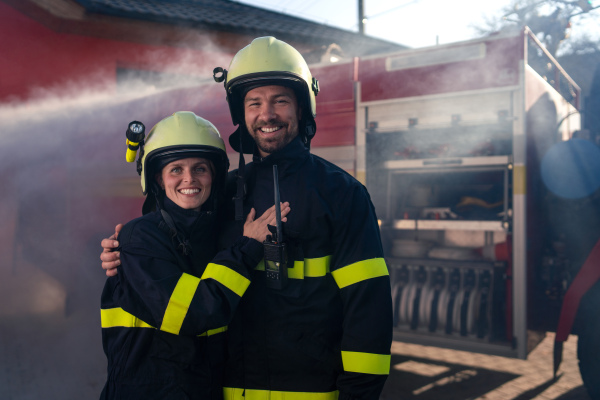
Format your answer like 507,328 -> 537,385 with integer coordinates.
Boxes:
171,167 -> 181,173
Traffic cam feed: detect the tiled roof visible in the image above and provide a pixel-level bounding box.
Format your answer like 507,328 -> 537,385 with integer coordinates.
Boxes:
74,0 -> 405,55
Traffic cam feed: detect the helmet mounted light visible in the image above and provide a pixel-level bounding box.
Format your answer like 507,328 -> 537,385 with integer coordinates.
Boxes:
125,121 -> 145,163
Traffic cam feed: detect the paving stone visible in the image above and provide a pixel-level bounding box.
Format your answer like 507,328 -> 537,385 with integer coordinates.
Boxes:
384,332 -> 590,399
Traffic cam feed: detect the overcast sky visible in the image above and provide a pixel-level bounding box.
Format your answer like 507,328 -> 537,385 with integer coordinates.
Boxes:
236,0 -> 599,49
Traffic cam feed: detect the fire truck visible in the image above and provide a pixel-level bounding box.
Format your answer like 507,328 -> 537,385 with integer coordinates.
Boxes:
2,27 -> 599,397
342,28 -> 599,397
343,28 -> 599,397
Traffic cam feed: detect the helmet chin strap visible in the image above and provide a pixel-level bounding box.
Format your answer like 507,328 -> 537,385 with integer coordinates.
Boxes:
301,118 -> 316,149
234,131 -> 247,221
159,208 -> 191,256
198,188 -> 207,209
152,185 -> 192,256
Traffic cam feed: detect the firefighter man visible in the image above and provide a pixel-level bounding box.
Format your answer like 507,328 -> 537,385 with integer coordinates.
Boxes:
102,37 -> 393,400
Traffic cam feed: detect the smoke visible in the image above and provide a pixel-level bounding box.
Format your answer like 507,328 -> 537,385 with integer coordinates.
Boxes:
0,41 -> 236,398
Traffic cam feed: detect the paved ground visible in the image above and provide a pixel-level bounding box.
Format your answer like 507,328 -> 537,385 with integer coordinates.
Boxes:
0,260 -> 592,400
381,333 -> 590,400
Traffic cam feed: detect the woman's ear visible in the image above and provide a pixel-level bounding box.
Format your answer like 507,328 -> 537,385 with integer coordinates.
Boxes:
156,173 -> 164,189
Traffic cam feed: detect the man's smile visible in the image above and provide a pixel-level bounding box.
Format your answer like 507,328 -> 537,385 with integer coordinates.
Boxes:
260,125 -> 284,133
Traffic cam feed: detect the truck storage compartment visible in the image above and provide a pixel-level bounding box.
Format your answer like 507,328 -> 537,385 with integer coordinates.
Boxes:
388,259 -> 507,346
372,160 -> 514,355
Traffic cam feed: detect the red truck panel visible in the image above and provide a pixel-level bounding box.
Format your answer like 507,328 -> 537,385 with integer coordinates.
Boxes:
358,36 -> 522,102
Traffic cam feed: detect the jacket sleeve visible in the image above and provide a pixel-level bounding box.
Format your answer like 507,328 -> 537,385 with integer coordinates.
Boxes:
329,183 -> 393,400
109,222 -> 263,336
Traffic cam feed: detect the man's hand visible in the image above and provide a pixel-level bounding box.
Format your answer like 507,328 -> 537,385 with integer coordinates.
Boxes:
100,223 -> 123,277
243,202 -> 290,243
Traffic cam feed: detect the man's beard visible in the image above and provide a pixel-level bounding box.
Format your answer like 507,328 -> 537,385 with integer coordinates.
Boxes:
250,122 -> 298,156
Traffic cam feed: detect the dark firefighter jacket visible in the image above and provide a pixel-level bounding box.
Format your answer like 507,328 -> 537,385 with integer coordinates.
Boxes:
101,197 -> 263,400
220,137 -> 393,400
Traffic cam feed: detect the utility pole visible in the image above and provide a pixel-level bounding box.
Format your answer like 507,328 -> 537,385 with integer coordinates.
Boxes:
358,0 -> 365,34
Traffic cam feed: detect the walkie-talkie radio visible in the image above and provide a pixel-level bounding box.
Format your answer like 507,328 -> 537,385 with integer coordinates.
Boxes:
263,165 -> 288,290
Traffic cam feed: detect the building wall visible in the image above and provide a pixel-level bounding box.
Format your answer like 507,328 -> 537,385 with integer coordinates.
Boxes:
0,2 -> 233,102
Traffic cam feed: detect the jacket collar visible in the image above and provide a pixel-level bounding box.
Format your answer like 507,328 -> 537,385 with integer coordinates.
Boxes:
162,196 -> 214,238
252,136 -> 309,177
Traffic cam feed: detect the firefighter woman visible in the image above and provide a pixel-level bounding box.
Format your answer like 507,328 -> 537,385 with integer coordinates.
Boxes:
100,111 -> 289,399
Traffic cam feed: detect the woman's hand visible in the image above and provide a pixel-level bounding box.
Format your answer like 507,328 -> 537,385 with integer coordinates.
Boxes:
243,202 -> 290,242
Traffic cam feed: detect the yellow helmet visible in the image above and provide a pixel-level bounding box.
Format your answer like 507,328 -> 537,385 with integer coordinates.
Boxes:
136,111 -> 229,213
214,36 -> 320,153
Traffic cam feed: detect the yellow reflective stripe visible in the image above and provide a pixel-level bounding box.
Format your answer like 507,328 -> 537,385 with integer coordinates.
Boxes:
101,307 -> 154,329
160,273 -> 200,334
201,263 -> 250,297
341,351 -> 391,375
513,165 -> 527,195
257,256 -> 331,280
287,259 -> 304,279
331,258 -> 388,289
304,255 -> 331,277
223,387 -> 338,400
198,325 -> 228,337
101,307 -> 228,336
